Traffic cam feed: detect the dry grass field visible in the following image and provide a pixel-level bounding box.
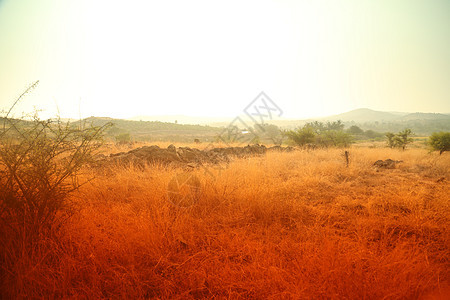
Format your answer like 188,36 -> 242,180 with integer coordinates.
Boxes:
1,145 -> 449,299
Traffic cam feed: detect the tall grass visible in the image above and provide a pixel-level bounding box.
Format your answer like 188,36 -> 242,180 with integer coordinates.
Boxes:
1,146 -> 449,298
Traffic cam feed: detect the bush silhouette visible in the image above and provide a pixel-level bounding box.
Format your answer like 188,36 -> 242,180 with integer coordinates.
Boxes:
0,84 -> 110,240
428,131 -> 450,154
285,121 -> 351,147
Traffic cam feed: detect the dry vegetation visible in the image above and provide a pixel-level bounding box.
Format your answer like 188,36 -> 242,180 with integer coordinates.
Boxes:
1,145 -> 450,299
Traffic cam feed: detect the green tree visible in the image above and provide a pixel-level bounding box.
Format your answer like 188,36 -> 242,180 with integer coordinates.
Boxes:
365,130 -> 383,139
347,125 -> 364,135
386,132 -> 396,148
316,130 -> 352,147
115,132 -> 132,144
285,121 -> 351,148
428,132 -> 450,154
394,129 -> 414,150
284,126 -> 315,146
304,121 -> 326,134
254,123 -> 283,145
325,120 -> 345,131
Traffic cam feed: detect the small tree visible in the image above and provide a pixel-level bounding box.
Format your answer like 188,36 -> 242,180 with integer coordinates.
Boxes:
394,129 -> 413,150
428,132 -> 450,155
285,121 -> 351,148
314,130 -> 352,148
254,123 -> 283,145
325,120 -> 345,131
386,129 -> 414,150
304,121 -> 325,134
332,130 -> 353,147
386,132 -> 396,148
284,126 -> 315,146
115,132 -> 132,145
219,125 -> 241,143
347,125 -> 364,135
365,130 -> 382,139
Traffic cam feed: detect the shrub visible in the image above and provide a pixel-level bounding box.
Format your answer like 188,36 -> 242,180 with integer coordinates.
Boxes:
254,123 -> 284,145
428,131 -> 450,154
386,129 -> 413,150
0,115 -> 109,235
115,132 -> 132,144
285,121 -> 351,148
347,125 -> 364,135
321,129 -> 352,147
394,129 -> 414,150
386,132 -> 396,148
364,129 -> 383,139
284,126 -> 315,146
0,85 -> 110,239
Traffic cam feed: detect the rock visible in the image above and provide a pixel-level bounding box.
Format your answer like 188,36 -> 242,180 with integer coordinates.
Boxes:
92,153 -> 107,161
268,145 -> 295,152
304,143 -> 317,150
373,159 -> 403,169
98,144 -> 295,168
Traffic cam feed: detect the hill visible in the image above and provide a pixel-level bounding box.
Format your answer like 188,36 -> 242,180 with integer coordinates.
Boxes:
399,112 -> 450,121
318,108 -> 399,122
129,115 -> 232,125
267,109 -> 450,135
70,117 -> 223,143
4,107 -> 449,142
313,109 -> 450,135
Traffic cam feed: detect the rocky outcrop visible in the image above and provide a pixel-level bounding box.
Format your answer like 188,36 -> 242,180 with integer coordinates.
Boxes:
99,144 -> 294,168
373,159 -> 403,169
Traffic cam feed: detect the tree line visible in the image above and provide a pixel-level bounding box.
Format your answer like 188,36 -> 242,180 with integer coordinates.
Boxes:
283,121 -> 449,154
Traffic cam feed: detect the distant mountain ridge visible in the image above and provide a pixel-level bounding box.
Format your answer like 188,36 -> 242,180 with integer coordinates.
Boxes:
313,108 -> 450,135
318,108 -> 399,122
317,108 -> 450,123
73,108 -> 449,138
129,115 -> 232,125
398,112 -> 450,121
129,108 -> 450,126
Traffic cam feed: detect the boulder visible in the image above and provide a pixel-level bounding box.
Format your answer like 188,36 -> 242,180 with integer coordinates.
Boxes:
373,159 -> 403,169
98,144 -> 295,168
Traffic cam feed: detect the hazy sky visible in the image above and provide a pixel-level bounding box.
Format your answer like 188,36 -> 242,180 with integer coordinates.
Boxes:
0,0 -> 449,120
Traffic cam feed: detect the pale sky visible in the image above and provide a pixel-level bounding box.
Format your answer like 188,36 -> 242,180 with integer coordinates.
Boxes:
0,0 -> 449,120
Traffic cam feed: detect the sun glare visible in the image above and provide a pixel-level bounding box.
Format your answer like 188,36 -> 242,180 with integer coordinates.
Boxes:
0,0 -> 449,119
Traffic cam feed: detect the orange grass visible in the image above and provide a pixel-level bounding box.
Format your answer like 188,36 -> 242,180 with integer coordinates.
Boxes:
1,147 -> 449,299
